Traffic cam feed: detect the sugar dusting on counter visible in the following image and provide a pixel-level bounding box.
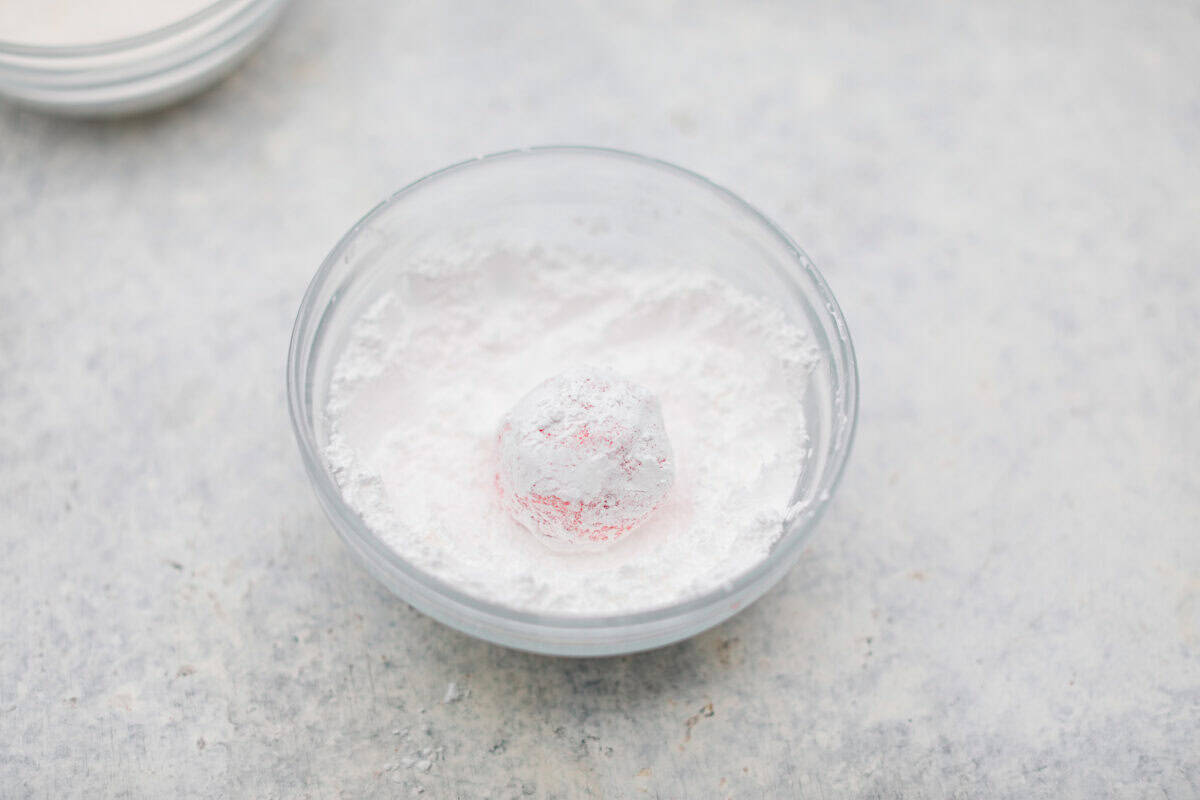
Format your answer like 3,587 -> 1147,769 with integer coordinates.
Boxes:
324,246 -> 818,615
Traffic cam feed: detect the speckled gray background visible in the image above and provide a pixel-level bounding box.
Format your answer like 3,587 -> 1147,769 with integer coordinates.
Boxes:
2,1 -> 1198,797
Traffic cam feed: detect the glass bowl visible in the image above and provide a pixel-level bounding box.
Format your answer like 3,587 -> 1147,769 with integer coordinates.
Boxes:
0,0 -> 290,116
288,146 -> 858,656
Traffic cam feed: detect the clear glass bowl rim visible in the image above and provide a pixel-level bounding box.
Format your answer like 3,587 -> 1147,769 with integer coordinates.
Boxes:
286,145 -> 859,635
0,0 -> 257,55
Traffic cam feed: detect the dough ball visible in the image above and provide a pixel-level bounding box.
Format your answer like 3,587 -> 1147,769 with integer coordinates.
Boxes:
495,367 -> 675,550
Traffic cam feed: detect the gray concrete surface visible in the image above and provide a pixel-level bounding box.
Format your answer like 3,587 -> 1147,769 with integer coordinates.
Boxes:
2,0 -> 1198,797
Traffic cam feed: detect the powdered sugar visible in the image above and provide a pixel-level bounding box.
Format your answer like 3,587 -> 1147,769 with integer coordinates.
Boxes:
324,246 -> 818,615
0,0 -> 217,46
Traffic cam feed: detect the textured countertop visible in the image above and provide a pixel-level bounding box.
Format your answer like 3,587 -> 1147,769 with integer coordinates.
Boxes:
2,1 -> 1197,797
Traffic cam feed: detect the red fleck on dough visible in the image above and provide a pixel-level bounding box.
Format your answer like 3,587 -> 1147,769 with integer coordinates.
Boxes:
495,367 -> 675,550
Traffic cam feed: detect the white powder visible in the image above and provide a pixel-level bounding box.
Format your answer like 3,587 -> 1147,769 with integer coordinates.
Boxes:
324,246 -> 818,615
0,0 -> 218,47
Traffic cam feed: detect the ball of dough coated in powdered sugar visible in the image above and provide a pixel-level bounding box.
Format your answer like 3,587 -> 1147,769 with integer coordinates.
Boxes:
495,367 -> 675,550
